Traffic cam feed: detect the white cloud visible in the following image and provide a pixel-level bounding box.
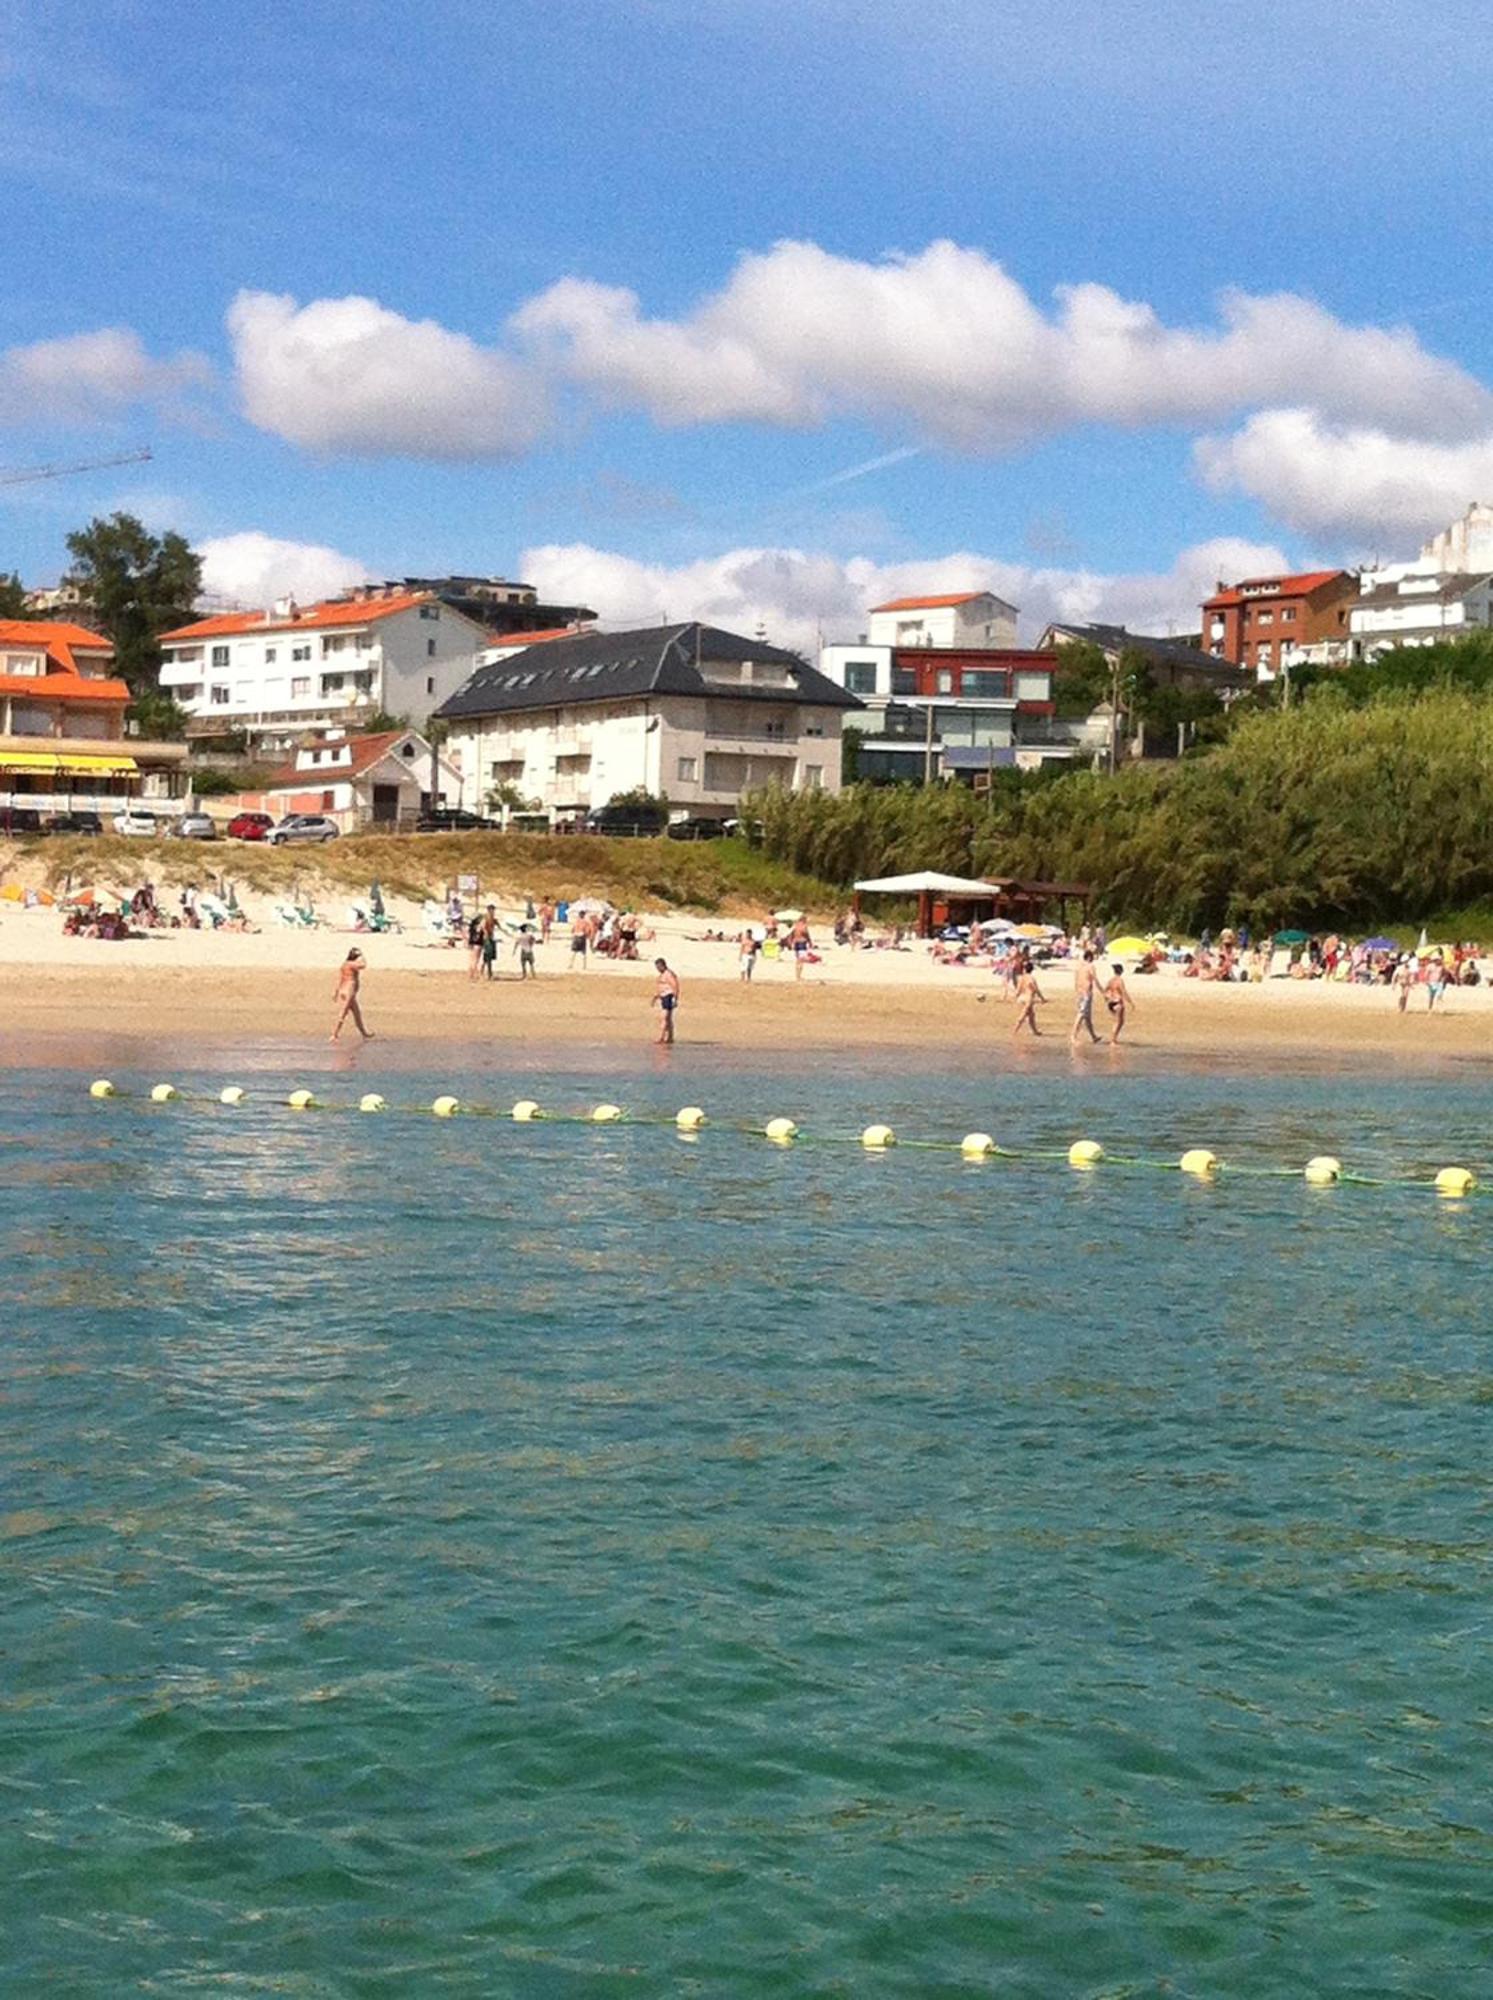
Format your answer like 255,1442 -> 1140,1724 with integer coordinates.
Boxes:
0,327 -> 211,426
227,290 -> 544,458
1196,408 -> 1493,544
519,535 -> 1292,655
198,530 -> 372,607
513,241 -> 1488,448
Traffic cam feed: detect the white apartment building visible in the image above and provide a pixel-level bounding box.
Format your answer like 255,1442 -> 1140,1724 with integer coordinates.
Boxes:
865,590 -> 1018,649
159,590 -> 492,751
438,623 -> 858,821
1349,571 -> 1493,659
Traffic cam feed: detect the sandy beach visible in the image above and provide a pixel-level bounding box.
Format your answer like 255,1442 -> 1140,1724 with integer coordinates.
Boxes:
2,872 -> 1489,1066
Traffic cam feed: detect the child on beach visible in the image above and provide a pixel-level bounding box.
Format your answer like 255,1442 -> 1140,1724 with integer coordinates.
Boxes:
331,948 -> 372,1042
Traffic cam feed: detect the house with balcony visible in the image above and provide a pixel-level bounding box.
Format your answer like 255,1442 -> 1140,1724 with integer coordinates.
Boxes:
249,727 -> 461,832
1201,570 -> 1358,680
436,623 -> 858,822
1349,570 -> 1493,660
818,635 -> 1069,780
0,619 -> 188,814
159,589 -> 492,752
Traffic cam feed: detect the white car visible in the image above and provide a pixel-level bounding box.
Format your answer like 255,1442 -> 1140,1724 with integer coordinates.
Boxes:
112,808 -> 160,837
267,813 -> 340,846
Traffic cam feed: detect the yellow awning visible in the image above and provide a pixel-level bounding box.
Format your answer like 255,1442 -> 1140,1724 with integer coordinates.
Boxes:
0,751 -> 62,772
57,754 -> 138,775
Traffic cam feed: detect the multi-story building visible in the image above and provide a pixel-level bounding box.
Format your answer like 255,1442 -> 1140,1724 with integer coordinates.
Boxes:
1201,570 -> 1358,680
0,619 -> 188,814
1416,502 -> 1493,577
1349,571 -> 1493,659
437,623 -> 857,822
346,576 -> 596,638
866,590 -> 1019,649
1038,622 -> 1253,696
159,589 -> 492,751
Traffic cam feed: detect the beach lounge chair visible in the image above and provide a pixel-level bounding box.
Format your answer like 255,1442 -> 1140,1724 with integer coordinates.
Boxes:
274,902 -> 301,927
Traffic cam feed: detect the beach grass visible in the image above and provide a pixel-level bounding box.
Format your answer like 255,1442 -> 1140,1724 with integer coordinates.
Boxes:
13,831 -> 842,917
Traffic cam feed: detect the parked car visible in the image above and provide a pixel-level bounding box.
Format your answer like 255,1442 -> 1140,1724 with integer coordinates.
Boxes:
47,810 -> 103,836
112,807 -> 161,837
584,799 -> 670,836
168,811 -> 218,840
267,813 -> 339,845
0,806 -> 46,836
226,810 -> 275,842
414,807 -> 496,833
665,816 -> 727,841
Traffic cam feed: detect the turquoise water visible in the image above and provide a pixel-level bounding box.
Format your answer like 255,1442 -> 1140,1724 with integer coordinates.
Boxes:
4,1052 -> 1493,1996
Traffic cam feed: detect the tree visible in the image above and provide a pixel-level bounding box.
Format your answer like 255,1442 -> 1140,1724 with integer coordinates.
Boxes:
62,513 -> 201,696
1049,640 -> 1113,719
0,571 -> 29,618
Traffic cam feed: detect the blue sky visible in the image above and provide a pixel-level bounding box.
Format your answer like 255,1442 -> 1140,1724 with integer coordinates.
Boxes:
4,0 -> 1492,644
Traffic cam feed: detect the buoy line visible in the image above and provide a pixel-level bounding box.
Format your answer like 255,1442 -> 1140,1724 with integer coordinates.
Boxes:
79,1079 -> 1485,1198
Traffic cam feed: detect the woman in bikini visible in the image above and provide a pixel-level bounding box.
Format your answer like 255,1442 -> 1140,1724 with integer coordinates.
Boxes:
331,948 -> 372,1042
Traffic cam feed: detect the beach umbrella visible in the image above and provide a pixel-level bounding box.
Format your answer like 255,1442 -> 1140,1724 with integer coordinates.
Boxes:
1362,935 -> 1396,953
1274,928 -> 1309,944
773,908 -> 804,923
1107,935 -> 1154,957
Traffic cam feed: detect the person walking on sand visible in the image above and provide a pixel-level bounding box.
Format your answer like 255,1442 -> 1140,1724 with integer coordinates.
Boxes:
1394,955 -> 1414,1014
1012,955 -> 1045,1040
568,910 -> 591,970
738,926 -> 758,982
787,916 -> 813,981
513,924 -> 537,979
538,898 -> 554,944
652,958 -> 681,1044
1070,948 -> 1103,1046
331,947 -> 372,1042
1103,961 -> 1133,1045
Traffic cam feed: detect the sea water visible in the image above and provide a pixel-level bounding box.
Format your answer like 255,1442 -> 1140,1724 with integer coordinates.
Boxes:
4,1050 -> 1493,1996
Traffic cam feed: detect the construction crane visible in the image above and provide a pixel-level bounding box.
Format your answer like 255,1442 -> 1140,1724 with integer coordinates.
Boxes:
0,445 -> 153,488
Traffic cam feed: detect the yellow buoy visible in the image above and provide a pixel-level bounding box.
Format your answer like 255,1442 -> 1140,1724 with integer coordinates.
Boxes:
764,1116 -> 797,1143
676,1106 -> 707,1131
591,1103 -> 623,1123
431,1095 -> 462,1118
358,1092 -> 386,1113
1304,1155 -> 1341,1185
219,1086 -> 247,1107
1179,1148 -> 1219,1178
287,1089 -> 318,1110
88,1079 -> 115,1099
1435,1165 -> 1476,1199
960,1131 -> 996,1158
149,1083 -> 178,1103
1068,1139 -> 1104,1169
511,1099 -> 541,1122
861,1124 -> 896,1150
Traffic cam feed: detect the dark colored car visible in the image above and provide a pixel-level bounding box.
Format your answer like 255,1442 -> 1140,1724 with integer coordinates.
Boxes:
414,807 -> 496,833
227,811 -> 275,841
584,799 -> 670,837
665,816 -> 728,841
0,806 -> 46,836
47,811 -> 103,836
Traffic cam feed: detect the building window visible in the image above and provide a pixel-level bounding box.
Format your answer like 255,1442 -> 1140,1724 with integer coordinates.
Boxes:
265,646 -> 277,662
1,652 -> 43,676
803,765 -> 823,790
1256,610 -> 1274,625
420,604 -> 440,620
210,685 -> 230,706
322,674 -> 345,693
843,661 -> 878,695
805,721 -> 824,737
425,675 -> 435,695
292,645 -> 311,662
211,644 -> 230,668
291,676 -> 311,698
935,670 -> 954,694
321,790 -> 335,810
426,638 -> 437,658
677,756 -> 697,782
962,670 -> 1009,697
891,668 -> 918,696
1280,608 -> 1296,623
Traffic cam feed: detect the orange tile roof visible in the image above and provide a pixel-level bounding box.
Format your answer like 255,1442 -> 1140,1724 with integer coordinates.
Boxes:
162,592 -> 431,642
871,591 -> 989,613
483,625 -> 587,650
1203,570 -> 1349,609
262,729 -> 416,792
0,618 -> 129,702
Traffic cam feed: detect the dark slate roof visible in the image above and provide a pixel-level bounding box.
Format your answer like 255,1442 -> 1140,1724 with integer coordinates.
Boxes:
1354,571 -> 1493,611
1045,621 -> 1251,681
436,622 -> 861,721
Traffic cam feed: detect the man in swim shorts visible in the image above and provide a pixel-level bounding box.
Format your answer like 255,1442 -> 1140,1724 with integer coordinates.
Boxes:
1071,948 -> 1102,1046
652,957 -> 680,1044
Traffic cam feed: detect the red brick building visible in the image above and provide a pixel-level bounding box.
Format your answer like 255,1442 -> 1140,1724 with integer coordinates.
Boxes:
1201,570 -> 1358,680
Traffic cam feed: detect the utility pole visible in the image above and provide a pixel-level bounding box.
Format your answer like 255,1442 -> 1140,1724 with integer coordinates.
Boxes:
1108,654 -> 1121,775
923,700 -> 935,786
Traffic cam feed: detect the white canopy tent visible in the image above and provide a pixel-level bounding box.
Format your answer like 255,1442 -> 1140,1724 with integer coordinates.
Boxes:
852,870 -> 1010,938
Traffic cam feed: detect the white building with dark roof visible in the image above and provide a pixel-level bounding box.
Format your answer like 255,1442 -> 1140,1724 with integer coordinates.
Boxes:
1349,571 -> 1493,659
437,623 -> 859,822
